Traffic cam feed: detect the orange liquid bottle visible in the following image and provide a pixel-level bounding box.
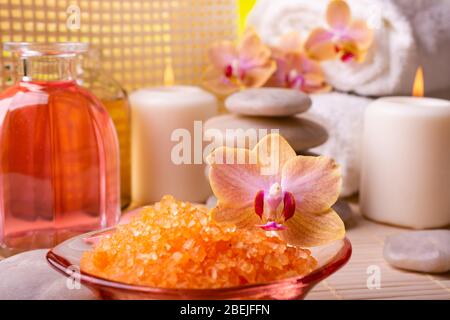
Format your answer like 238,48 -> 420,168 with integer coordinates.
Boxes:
0,43 -> 120,256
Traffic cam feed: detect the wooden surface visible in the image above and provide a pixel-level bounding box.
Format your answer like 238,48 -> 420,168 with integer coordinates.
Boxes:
307,202 -> 450,300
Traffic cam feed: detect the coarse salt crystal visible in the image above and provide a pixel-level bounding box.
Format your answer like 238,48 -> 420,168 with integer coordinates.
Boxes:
81,195 -> 316,289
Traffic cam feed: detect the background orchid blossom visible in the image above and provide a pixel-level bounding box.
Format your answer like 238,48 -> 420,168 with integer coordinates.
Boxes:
269,32 -> 331,93
207,134 -> 345,247
304,0 -> 374,63
202,28 -> 276,95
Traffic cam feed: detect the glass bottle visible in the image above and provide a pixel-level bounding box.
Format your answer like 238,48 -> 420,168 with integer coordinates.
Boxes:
0,43 -> 121,256
77,49 -> 131,209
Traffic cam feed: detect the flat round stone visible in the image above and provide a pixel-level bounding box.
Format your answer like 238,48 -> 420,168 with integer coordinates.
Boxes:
204,114 -> 327,151
225,88 -> 311,117
383,230 -> 450,273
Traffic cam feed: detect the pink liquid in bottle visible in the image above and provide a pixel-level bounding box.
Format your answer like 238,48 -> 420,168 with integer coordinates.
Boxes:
0,43 -> 120,256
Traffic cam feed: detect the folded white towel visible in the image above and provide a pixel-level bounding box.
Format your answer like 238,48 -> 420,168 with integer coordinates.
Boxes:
248,0 -> 450,97
302,92 -> 373,197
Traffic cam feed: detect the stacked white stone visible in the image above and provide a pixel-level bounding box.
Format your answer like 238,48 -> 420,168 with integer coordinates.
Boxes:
205,88 -> 328,152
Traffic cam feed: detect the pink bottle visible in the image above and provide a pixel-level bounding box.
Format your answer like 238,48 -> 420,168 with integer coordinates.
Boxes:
0,43 -> 120,256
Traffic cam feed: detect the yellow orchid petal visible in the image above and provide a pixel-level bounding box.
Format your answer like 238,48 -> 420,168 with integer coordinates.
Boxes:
211,203 -> 261,228
280,52 -> 299,71
336,40 -> 366,62
279,209 -> 345,247
251,133 -> 296,179
304,28 -> 337,61
281,156 -> 342,214
208,41 -> 238,69
202,65 -> 239,96
238,28 -> 272,68
207,146 -> 268,206
241,60 -> 276,88
326,0 -> 351,30
303,73 -> 332,93
276,52 -> 300,74
308,83 -> 332,93
303,71 -> 325,84
299,54 -> 324,74
338,40 -> 358,53
266,58 -> 291,88
348,19 -> 374,50
353,49 -> 369,63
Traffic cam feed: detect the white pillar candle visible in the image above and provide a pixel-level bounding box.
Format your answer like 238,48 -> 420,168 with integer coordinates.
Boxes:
129,86 -> 217,206
360,97 -> 450,229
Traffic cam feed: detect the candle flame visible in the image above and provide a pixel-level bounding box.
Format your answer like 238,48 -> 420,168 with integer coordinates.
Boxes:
164,62 -> 175,86
412,66 -> 424,97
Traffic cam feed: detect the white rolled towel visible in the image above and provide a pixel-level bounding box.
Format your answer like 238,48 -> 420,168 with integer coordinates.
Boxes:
302,92 -> 373,197
248,0 -> 450,97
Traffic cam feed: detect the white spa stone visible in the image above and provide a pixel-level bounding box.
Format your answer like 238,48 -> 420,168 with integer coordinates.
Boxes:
0,249 -> 97,300
383,230 -> 450,273
204,114 -> 327,151
225,88 -> 311,117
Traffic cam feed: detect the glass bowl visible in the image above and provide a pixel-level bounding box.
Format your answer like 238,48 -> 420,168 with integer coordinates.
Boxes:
46,225 -> 351,300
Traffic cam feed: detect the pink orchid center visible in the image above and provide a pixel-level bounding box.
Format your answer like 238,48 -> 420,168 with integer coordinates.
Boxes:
224,59 -> 245,80
254,183 -> 296,229
340,51 -> 355,62
257,221 -> 287,231
329,28 -> 358,63
286,69 -> 305,90
333,30 -> 358,63
333,44 -> 355,62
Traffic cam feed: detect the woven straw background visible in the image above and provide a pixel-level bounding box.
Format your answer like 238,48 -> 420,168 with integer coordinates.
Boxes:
0,0 -> 238,91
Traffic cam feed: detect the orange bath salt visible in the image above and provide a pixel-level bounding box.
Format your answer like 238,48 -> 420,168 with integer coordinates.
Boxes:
81,195 -> 317,289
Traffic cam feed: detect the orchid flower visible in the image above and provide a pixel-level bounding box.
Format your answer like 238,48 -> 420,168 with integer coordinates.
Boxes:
207,134 -> 345,247
305,0 -> 374,63
202,28 -> 276,95
270,52 -> 331,93
269,32 -> 331,93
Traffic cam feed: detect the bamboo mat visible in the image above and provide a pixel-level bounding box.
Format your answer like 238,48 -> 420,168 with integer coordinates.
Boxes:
307,202 -> 450,300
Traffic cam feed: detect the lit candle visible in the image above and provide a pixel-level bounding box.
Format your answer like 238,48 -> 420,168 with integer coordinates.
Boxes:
129,66 -> 218,206
360,68 -> 450,229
